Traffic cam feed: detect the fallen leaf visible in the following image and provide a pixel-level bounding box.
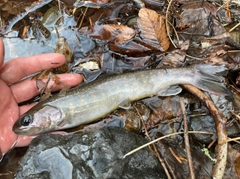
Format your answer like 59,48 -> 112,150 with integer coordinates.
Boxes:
235,155 -> 240,178
75,0 -> 110,5
108,40 -> 151,54
102,24 -> 135,44
222,145 -> 240,178
91,0 -> 110,3
80,23 -> 135,44
157,49 -> 186,68
137,7 -> 170,51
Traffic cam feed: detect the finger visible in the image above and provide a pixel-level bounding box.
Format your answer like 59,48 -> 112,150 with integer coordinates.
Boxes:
19,103 -> 37,115
0,38 -> 4,67
11,74 -> 82,103
0,53 -> 66,84
15,131 -> 68,148
15,135 -> 36,148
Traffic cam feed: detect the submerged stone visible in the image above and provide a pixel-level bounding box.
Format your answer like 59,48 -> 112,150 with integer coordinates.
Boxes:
15,127 -> 166,179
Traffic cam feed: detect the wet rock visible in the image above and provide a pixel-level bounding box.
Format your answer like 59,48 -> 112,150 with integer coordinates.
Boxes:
190,115 -> 217,144
190,115 -> 240,144
15,127 -> 166,179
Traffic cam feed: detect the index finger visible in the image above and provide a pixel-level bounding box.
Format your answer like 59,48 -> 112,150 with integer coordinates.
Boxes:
0,53 -> 66,84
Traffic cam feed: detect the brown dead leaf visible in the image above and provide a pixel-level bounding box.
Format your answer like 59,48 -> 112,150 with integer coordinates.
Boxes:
145,96 -> 182,129
157,49 -> 186,68
55,36 -> 73,63
80,23 -> 135,44
235,155 -> 240,178
91,0 -> 110,3
178,1 -> 218,29
102,24 -> 135,44
222,145 -> 240,178
108,40 -> 151,54
137,8 -> 170,51
75,0 -> 109,5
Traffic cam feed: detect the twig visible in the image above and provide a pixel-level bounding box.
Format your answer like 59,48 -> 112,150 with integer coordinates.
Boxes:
185,54 -> 203,61
229,110 -> 240,121
78,7 -> 88,29
227,50 -> 240,53
0,172 -> 13,176
169,148 -> 187,163
222,137 -> 240,143
57,0 -> 62,15
217,0 -> 230,11
164,158 -> 177,179
133,105 -> 150,139
160,113 -> 207,124
229,22 -> 240,32
133,105 -> 172,179
208,138 -> 217,149
123,131 -> 213,158
165,0 -> 177,48
54,26 -> 60,38
182,84 -> 228,179
166,19 -> 179,46
180,98 -> 195,179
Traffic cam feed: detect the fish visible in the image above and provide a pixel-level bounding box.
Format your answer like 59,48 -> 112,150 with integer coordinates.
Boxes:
13,64 -> 229,135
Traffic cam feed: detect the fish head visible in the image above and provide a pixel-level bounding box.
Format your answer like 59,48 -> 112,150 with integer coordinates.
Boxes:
13,105 -> 63,135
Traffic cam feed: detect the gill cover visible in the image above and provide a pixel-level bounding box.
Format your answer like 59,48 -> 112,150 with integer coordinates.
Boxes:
13,105 -> 63,135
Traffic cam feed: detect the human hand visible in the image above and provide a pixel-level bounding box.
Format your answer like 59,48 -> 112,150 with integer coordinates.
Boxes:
0,38 -> 82,158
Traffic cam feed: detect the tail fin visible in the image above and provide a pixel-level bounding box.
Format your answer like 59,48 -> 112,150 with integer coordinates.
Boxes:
192,64 -> 230,95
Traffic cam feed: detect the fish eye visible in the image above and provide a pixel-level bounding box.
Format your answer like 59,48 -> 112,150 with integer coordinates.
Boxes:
21,115 -> 33,126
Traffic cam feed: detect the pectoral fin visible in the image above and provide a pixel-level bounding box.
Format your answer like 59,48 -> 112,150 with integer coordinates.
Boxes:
57,119 -> 67,127
158,85 -> 182,96
118,99 -> 131,109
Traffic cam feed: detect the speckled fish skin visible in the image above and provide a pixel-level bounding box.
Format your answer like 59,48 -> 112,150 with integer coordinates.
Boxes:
13,64 -> 228,135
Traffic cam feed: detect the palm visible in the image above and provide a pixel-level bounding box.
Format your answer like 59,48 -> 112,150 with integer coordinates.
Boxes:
0,80 -> 20,156
0,39 -> 82,157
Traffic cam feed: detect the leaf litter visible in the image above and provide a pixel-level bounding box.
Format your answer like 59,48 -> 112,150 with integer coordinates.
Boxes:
137,7 -> 170,51
1,0 -> 240,178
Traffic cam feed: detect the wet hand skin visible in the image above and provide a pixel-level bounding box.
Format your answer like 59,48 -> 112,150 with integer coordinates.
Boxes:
0,38 -> 82,158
